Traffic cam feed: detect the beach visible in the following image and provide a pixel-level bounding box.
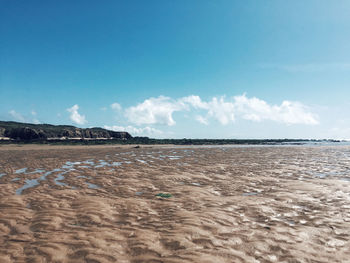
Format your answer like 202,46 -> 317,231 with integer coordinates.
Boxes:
0,144 -> 349,263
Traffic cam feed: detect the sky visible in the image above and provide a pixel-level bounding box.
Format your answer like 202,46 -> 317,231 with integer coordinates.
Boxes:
1,0 -> 350,139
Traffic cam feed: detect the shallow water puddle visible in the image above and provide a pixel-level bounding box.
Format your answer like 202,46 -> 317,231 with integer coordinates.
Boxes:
14,168 -> 45,177
54,171 -> 68,186
62,161 -> 80,169
12,156 -> 131,194
16,179 -> 40,195
159,155 -> 182,160
27,169 -> 45,174
15,168 -> 27,174
83,160 -> 95,165
12,150 -> 201,195
39,168 -> 62,181
86,182 -> 99,189
242,192 -> 259,196
95,160 -> 110,168
13,157 -> 123,194
168,156 -> 182,160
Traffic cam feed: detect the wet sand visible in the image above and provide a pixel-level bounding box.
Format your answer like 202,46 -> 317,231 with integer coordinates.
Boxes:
0,144 -> 349,263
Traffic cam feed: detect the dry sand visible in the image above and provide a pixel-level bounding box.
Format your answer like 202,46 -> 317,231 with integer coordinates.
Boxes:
0,144 -> 349,263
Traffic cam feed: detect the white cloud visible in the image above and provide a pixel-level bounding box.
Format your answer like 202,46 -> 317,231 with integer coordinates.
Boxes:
180,95 -> 207,109
206,97 -> 236,125
181,95 -> 236,125
233,94 -> 319,125
104,125 -> 163,136
195,115 -> 209,125
9,110 -> 25,122
111,102 -> 122,111
31,110 -> 37,116
180,96 -> 231,124
122,94 -> 318,127
182,94 -> 318,125
100,107 -> 107,111
67,104 -> 87,125
125,96 -> 186,126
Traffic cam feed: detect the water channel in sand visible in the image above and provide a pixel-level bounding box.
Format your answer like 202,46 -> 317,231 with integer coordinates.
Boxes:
0,144 -> 349,262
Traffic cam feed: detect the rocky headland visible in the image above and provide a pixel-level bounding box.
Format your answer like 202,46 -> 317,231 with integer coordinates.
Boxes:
0,121 -> 132,141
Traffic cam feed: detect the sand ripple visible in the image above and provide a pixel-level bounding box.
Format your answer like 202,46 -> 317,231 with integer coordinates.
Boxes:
0,145 -> 350,262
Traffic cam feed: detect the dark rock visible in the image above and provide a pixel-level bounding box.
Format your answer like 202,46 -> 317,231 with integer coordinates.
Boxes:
5,127 -> 42,140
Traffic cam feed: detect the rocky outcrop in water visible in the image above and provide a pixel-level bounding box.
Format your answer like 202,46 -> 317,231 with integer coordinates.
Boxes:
0,121 -> 132,141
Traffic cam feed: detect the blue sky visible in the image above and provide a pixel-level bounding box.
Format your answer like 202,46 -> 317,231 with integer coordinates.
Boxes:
1,1 -> 350,139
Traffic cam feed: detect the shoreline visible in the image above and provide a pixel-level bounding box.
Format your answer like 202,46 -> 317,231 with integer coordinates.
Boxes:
1,142 -> 349,151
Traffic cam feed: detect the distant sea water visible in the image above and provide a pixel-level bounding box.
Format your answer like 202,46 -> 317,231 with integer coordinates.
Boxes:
177,140 -> 350,149
281,140 -> 350,146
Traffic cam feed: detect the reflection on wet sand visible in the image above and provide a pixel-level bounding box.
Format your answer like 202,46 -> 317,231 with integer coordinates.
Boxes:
0,145 -> 349,262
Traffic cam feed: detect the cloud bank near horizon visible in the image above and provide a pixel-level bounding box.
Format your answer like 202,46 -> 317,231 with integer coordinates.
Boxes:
124,94 -> 319,127
6,94 -> 319,137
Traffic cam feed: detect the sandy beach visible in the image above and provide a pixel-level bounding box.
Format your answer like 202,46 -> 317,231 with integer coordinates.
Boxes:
0,144 -> 349,263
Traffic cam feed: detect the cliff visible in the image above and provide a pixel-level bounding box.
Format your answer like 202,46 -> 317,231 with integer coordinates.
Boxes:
0,121 -> 132,141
